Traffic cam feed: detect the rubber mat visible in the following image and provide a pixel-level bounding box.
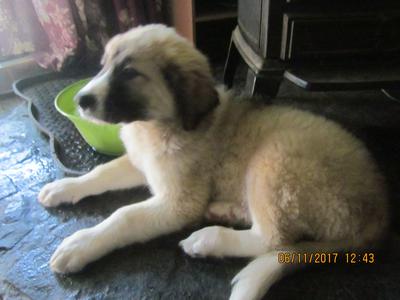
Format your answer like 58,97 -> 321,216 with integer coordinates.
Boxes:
13,72 -> 115,175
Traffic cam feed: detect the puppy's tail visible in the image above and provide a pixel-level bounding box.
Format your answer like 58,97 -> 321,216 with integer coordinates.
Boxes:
229,240 -> 358,300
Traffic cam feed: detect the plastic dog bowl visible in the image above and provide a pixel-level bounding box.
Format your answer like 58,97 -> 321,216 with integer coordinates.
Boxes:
55,79 -> 125,156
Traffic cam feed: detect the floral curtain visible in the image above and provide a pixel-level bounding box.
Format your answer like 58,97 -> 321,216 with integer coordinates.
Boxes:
0,0 -> 45,61
0,0 -> 163,70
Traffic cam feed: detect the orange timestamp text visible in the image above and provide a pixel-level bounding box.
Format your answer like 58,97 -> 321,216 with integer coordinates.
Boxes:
277,252 -> 375,264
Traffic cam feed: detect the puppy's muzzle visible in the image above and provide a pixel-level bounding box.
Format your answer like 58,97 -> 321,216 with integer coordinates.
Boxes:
75,93 -> 97,110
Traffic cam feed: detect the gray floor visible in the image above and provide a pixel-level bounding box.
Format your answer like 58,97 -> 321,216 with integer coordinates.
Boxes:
1,70 -> 400,299
0,95 -> 22,116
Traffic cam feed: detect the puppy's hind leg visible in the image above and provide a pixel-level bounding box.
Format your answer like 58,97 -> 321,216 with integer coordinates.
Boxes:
180,226 -> 269,258
230,239 -> 360,300
182,150 -> 283,258
38,155 -> 146,207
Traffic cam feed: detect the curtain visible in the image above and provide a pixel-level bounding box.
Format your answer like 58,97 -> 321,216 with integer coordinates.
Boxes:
0,0 -> 46,61
0,0 -> 164,70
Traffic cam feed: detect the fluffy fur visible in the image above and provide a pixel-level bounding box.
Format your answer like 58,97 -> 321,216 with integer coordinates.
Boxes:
38,24 -> 388,300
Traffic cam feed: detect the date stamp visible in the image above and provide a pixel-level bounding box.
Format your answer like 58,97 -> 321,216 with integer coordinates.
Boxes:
277,252 -> 375,264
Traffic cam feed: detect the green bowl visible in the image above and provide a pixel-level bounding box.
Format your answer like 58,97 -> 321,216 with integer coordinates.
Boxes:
55,79 -> 125,156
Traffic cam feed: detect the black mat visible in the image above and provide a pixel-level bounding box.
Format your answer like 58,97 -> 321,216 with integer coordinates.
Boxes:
4,72 -> 400,299
13,72 -> 115,175
2,106 -> 400,300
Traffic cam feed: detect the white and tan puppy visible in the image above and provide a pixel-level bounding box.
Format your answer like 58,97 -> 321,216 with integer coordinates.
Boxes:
38,24 -> 389,300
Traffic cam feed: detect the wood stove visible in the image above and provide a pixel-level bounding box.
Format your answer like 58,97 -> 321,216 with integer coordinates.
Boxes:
224,0 -> 400,96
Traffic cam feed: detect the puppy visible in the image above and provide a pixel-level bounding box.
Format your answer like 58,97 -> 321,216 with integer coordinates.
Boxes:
38,24 -> 388,300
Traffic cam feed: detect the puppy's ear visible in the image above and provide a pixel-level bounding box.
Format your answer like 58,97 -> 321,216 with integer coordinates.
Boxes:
162,64 -> 219,130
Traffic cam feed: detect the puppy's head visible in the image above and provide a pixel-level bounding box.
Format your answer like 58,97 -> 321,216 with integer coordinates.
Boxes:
75,24 -> 218,130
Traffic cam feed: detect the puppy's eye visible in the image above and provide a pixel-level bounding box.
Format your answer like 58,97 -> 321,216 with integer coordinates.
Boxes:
120,67 -> 140,80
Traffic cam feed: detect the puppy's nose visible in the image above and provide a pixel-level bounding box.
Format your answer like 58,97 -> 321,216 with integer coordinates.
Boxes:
77,94 -> 96,109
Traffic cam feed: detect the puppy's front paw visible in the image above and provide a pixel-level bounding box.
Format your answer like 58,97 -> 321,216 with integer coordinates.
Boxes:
179,226 -> 225,258
50,228 -> 99,274
38,178 -> 81,207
